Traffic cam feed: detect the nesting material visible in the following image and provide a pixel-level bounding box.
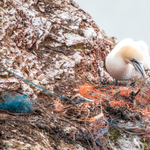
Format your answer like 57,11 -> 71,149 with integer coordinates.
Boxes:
0,93 -> 33,113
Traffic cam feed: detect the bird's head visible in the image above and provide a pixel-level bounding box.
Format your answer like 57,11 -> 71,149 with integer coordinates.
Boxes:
119,45 -> 146,78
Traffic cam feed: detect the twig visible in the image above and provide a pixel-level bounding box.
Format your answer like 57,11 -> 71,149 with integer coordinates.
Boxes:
85,109 -> 97,150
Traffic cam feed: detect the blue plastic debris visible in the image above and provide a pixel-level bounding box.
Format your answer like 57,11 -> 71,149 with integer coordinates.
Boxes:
0,93 -> 33,113
147,81 -> 150,85
0,65 -> 76,106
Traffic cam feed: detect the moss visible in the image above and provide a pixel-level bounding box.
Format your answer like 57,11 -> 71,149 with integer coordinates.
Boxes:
108,128 -> 120,143
59,140 -> 74,150
32,63 -> 37,69
24,68 -> 30,76
61,26 -> 72,34
27,147 -> 33,150
0,74 -> 8,78
87,66 -> 91,71
60,74 -> 64,77
65,29 -> 72,33
140,138 -> 150,150
48,135 -> 55,145
60,63 -> 64,69
71,43 -> 91,50
71,44 -> 84,50
17,62 -> 21,67
43,37 -> 58,45
103,65 -> 106,70
78,29 -> 84,36
13,141 -> 21,148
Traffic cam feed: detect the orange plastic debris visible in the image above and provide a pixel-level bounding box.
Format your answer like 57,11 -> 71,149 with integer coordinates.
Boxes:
79,84 -> 102,99
89,112 -> 104,122
109,99 -> 127,107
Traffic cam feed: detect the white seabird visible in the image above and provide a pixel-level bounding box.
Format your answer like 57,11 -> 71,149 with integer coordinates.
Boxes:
105,38 -> 149,80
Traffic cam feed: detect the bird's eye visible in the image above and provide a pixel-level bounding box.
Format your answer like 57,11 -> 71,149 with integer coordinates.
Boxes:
131,58 -> 142,64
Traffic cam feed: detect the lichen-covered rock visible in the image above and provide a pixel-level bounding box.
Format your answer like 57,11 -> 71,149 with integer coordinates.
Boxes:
0,0 -> 119,149
1,0 -> 116,98
108,128 -> 145,150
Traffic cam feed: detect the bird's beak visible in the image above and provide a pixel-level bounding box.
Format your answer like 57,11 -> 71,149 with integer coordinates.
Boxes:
131,59 -> 146,78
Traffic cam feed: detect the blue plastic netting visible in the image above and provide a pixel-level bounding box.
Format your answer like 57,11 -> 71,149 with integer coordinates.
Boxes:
0,93 -> 33,113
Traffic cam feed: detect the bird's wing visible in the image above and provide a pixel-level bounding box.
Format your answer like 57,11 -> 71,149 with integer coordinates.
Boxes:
136,40 -> 150,70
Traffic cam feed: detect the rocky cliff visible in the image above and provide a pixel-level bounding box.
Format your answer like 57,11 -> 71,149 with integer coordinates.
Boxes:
1,0 -> 150,150
0,0 -> 116,97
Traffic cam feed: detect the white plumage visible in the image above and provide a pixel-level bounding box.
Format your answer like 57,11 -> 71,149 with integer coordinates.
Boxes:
136,40 -> 150,70
105,38 -> 150,80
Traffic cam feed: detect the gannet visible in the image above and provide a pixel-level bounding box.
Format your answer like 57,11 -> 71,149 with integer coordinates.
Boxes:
105,38 -> 149,80
136,40 -> 150,70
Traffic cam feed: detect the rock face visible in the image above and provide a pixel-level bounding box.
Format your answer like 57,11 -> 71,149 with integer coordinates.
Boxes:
0,0 -> 124,149
0,0 -> 116,97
